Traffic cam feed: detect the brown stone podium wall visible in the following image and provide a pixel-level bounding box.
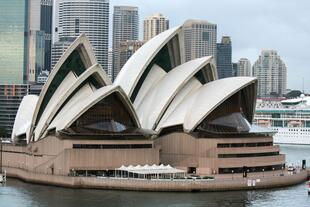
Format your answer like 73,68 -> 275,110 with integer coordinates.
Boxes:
155,132 -> 285,175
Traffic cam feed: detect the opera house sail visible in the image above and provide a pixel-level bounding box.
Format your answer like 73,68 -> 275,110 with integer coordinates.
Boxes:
6,24 -> 284,180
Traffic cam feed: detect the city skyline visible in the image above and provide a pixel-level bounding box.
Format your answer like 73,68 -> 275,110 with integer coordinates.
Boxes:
110,0 -> 310,92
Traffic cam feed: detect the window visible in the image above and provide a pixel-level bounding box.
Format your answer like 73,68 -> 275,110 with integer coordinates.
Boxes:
202,32 -> 209,41
70,93 -> 137,134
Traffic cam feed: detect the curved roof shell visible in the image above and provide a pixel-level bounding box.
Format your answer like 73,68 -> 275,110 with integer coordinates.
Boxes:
114,26 -> 184,99
157,77 -> 257,133
34,64 -> 111,141
54,85 -> 141,132
30,34 -> 98,141
136,56 -> 215,130
11,95 -> 39,143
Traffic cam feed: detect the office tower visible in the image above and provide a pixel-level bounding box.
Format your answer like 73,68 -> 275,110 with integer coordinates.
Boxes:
54,0 -> 109,72
112,6 -> 139,81
237,58 -> 252,77
253,50 -> 287,97
216,36 -> 233,78
0,84 -> 30,138
0,0 -> 29,84
107,48 -> 113,80
37,70 -> 50,84
40,0 -> 53,72
28,0 -> 53,83
143,13 -> 169,41
119,40 -> 144,69
51,37 -> 75,69
232,62 -> 238,77
183,19 -> 217,62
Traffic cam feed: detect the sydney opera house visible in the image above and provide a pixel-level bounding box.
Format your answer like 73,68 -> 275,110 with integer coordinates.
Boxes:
5,25 -> 285,178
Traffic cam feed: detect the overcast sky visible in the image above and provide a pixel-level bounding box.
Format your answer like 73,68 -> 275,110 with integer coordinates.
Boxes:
110,0 -> 310,92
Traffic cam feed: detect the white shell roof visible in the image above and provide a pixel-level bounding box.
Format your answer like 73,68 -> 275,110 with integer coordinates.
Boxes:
11,95 -> 39,143
34,64 -> 111,140
156,77 -> 202,131
136,56 -> 213,130
54,85 -> 141,131
114,26 -> 182,97
158,77 -> 257,133
34,71 -> 77,141
48,83 -> 94,131
30,34 -> 97,141
133,64 -> 167,109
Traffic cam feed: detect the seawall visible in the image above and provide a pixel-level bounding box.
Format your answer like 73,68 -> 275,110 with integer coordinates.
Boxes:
4,167 -> 308,192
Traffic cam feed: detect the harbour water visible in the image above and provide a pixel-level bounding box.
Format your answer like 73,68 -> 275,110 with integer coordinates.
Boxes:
0,144 -> 310,207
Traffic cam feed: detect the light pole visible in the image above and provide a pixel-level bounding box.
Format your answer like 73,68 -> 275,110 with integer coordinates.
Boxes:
262,168 -> 265,178
281,166 -> 284,175
231,170 -> 234,180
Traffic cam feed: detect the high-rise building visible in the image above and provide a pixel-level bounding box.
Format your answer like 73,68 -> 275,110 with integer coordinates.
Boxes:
216,36 -> 232,79
28,0 -> 53,83
183,19 -> 217,62
40,0 -> 53,72
232,62 -> 238,77
54,0 -> 109,73
0,84 -> 30,138
253,50 -> 287,97
119,40 -> 145,70
51,37 -> 75,69
112,6 -> 139,81
237,58 -> 252,77
143,13 -> 169,41
107,48 -> 113,80
0,0 -> 29,84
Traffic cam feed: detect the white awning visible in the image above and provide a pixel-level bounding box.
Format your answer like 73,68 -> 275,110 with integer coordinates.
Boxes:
116,164 -> 185,175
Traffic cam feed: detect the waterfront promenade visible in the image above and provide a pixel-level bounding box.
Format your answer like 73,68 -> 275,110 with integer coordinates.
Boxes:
3,166 -> 308,192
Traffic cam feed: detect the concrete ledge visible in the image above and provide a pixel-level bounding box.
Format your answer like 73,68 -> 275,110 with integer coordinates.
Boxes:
4,167 -> 308,192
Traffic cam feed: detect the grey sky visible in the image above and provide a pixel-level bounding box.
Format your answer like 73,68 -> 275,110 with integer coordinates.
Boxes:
111,0 -> 310,92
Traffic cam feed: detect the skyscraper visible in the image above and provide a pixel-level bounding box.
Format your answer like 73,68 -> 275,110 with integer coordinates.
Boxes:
237,58 -> 252,77
54,0 -> 109,73
40,0 -> 53,72
107,48 -> 113,80
143,13 -> 169,41
119,40 -> 145,69
232,62 -> 238,77
183,19 -> 217,62
0,84 -> 30,138
51,37 -> 76,69
0,0 -> 29,84
28,0 -> 53,83
112,6 -> 139,81
253,50 -> 287,97
216,36 -> 232,79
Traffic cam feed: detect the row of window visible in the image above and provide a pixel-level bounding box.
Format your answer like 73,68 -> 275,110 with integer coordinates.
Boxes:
217,142 -> 273,148
219,164 -> 284,174
72,144 -> 152,149
218,151 -> 279,158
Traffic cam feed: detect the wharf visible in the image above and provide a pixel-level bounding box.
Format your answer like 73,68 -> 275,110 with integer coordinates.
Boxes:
3,167 -> 308,192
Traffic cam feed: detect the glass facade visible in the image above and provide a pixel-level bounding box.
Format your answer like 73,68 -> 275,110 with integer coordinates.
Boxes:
71,93 -> 137,134
216,36 -> 233,79
0,84 -> 30,138
197,91 -> 251,134
0,0 -> 28,84
40,0 -> 53,71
